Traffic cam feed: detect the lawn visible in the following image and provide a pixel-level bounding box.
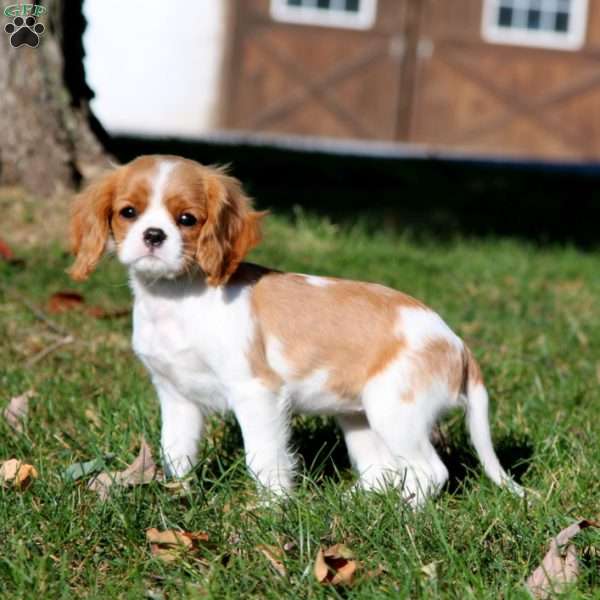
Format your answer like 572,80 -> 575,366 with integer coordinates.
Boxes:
0,188 -> 598,599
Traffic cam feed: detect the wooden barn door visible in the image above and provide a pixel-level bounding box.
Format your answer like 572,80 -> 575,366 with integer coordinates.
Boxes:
224,0 -> 419,141
409,0 -> 600,160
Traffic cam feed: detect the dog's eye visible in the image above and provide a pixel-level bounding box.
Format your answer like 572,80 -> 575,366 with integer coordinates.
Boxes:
177,213 -> 197,227
119,206 -> 137,219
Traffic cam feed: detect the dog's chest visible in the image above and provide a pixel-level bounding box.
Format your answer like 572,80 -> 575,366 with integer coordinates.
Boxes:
133,304 -> 205,373
131,287 -> 252,408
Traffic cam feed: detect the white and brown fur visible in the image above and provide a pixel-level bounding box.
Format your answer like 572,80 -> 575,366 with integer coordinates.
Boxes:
69,155 -> 523,507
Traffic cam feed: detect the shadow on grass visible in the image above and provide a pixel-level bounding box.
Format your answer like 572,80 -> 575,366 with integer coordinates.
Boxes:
436,431 -> 534,495
195,415 -> 533,497
111,134 -> 600,249
291,416 -> 350,482
196,416 -> 350,490
291,421 -> 535,496
582,546 -> 600,588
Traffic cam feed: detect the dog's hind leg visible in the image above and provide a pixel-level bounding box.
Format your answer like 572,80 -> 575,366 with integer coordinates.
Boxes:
361,367 -> 448,509
336,414 -> 400,491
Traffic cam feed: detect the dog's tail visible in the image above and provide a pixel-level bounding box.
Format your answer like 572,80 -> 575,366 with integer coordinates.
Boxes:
462,346 -> 524,496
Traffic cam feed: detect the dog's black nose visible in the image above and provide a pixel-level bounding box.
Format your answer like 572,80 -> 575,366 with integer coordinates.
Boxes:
143,227 -> 167,248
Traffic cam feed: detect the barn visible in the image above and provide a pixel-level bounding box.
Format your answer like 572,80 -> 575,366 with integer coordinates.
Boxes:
85,0 -> 600,161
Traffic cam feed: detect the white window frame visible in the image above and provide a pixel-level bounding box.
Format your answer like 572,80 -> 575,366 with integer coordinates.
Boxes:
482,0 -> 589,51
270,0 -> 377,30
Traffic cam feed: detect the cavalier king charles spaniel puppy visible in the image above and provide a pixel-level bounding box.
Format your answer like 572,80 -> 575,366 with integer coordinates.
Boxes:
69,155 -> 522,507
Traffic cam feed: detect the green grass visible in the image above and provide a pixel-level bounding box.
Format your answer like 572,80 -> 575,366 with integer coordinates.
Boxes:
0,195 -> 599,599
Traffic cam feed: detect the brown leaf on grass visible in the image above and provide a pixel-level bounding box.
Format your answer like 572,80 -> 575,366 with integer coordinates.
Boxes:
48,291 -> 85,314
421,561 -> 438,581
146,528 -> 209,563
143,588 -> 165,600
314,544 -> 357,586
0,459 -> 38,489
0,242 -> 19,265
0,238 -> 15,261
86,306 -> 130,320
84,407 -> 101,429
3,389 -> 34,432
526,520 -> 599,599
161,478 -> 192,497
88,438 -> 158,501
258,545 -> 287,577
87,472 -> 114,501
47,291 -> 129,320
117,438 -> 158,485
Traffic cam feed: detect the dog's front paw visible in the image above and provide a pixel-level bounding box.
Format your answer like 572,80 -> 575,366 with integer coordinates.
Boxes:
162,452 -> 196,479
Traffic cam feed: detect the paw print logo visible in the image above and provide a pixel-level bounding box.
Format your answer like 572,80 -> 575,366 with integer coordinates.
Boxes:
4,15 -> 45,48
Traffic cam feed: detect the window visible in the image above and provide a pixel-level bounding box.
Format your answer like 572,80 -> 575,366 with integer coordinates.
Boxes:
482,0 -> 589,50
270,0 -> 377,30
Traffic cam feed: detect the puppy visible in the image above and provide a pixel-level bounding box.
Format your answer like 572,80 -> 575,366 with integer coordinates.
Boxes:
69,155 -> 522,507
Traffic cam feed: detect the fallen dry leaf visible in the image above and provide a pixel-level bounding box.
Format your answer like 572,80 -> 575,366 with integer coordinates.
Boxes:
87,472 -> 116,501
143,588 -> 165,600
0,459 -> 38,489
161,478 -> 192,497
3,389 -> 34,432
47,291 -> 85,314
88,438 -> 158,501
84,407 -> 101,428
421,561 -> 438,582
146,528 -> 209,563
47,291 -> 129,320
86,306 -> 130,320
314,544 -> 357,586
0,238 -> 14,261
526,520 -> 599,599
117,438 -> 158,484
258,545 -> 287,577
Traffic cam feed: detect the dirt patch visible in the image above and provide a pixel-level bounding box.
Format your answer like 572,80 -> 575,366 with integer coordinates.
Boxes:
0,186 -> 71,249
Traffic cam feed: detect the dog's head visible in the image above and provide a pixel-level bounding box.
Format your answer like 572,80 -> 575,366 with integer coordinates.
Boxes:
68,155 -> 264,285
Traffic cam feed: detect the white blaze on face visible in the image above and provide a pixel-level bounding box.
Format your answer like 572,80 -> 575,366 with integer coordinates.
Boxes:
118,161 -> 184,278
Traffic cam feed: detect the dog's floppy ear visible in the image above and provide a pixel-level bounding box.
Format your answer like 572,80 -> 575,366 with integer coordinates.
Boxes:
68,171 -> 117,281
196,170 -> 265,286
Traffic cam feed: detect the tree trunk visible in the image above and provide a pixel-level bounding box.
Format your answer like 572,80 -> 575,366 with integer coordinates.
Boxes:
0,0 -> 111,196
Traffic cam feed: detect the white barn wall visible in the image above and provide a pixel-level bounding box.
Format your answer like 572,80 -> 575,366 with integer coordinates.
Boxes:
83,0 -> 228,136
